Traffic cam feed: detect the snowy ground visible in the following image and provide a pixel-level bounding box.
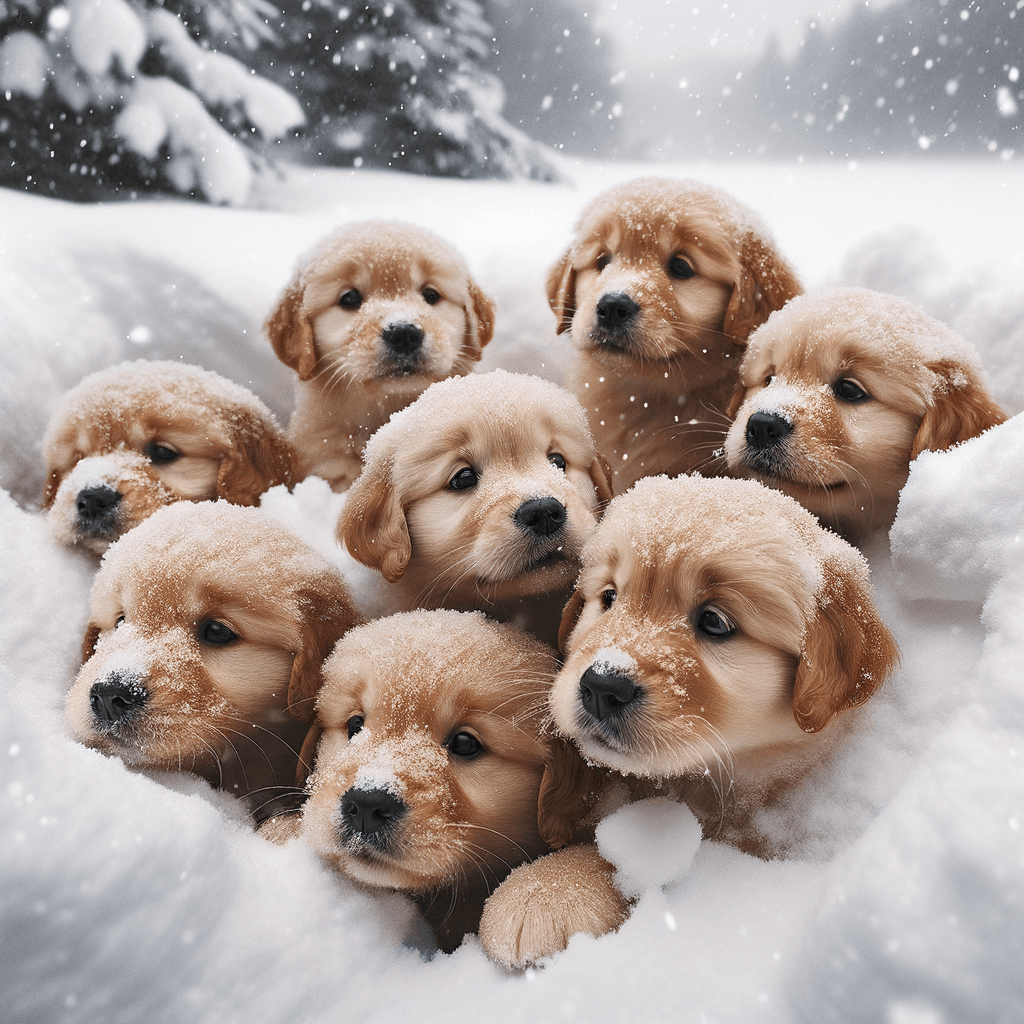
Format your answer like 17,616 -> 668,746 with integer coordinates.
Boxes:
2,157 -> 1023,1023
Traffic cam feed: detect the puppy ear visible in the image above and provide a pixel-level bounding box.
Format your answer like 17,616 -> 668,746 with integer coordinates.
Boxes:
723,234 -> 801,343
911,359 -> 1007,459
793,555 -> 900,734
538,733 -> 606,849
557,591 -> 586,656
464,280 -> 496,357
546,249 -> 577,335
81,623 -> 102,664
42,468 -> 63,510
337,456 -> 411,583
217,424 -> 298,504
296,722 -> 323,788
589,454 -> 614,506
265,281 -> 318,381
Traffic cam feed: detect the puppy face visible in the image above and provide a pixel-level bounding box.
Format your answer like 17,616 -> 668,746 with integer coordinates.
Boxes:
43,360 -> 295,553
339,370 -> 613,608
724,288 -> 1007,541
548,177 -> 801,373
66,502 -> 360,793
265,220 -> 495,390
550,475 -> 899,781
300,610 -> 556,895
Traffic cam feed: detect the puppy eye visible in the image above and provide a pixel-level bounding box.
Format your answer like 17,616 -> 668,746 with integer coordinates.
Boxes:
199,620 -> 238,645
447,732 -> 483,759
834,379 -> 870,403
338,289 -> 362,310
600,588 -> 617,610
422,286 -> 441,305
668,255 -> 696,280
695,606 -> 736,640
764,375 -> 775,387
115,614 -> 125,627
145,442 -> 180,464
347,715 -> 364,740
548,452 -> 567,471
595,253 -> 611,271
449,467 -> 478,491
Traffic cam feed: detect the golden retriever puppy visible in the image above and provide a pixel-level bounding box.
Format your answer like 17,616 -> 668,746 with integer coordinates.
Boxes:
724,288 -> 1008,542
337,370 -> 613,646
264,220 -> 496,490
66,502 -> 361,815
478,474 -> 899,967
297,609 -> 558,953
547,177 -> 802,492
43,360 -> 295,555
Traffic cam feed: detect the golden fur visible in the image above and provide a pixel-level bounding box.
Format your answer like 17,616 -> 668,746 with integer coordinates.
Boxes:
42,360 -> 295,554
337,370 -> 613,646
547,177 -> 801,491
295,609 -> 558,952
66,502 -> 360,815
264,220 -> 495,490
479,474 -> 899,967
724,288 -> 1007,542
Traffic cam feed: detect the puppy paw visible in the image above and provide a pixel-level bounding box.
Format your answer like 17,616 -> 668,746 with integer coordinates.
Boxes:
478,844 -> 630,968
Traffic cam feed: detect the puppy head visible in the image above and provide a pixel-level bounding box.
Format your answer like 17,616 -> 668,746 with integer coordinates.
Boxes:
549,475 -> 899,783
43,360 -> 296,553
66,502 -> 360,780
547,177 -> 801,370
338,370 -> 613,607
724,288 -> 1006,541
264,220 -> 495,390
300,609 -> 556,894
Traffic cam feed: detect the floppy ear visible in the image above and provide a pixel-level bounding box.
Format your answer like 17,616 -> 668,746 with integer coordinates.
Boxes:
589,454 -> 614,506
42,467 -> 64,510
336,455 -> 411,583
557,591 -> 586,656
217,422 -> 298,504
538,733 -> 607,849
464,279 -> 496,357
792,555 -> 900,734
911,359 -> 1007,459
723,234 -> 802,343
296,722 -> 323,788
81,623 -> 102,664
545,249 -> 577,335
264,280 -> 319,381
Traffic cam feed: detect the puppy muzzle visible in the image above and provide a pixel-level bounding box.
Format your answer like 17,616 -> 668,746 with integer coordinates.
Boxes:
336,785 -> 409,856
576,664 -> 643,744
590,291 -> 641,351
75,485 -> 123,538
740,411 -> 795,476
89,671 -> 149,733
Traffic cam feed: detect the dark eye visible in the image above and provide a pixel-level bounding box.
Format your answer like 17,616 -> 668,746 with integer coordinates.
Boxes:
695,606 -> 736,640
115,614 -> 125,627
422,286 -> 441,305
834,379 -> 870,403
449,466 -> 478,491
347,715 -> 364,740
595,253 -> 611,271
548,452 -> 567,471
199,620 -> 238,645
145,442 -> 179,464
448,732 -> 482,759
764,375 -> 775,387
601,588 -> 616,610
668,255 -> 696,280
338,289 -> 362,310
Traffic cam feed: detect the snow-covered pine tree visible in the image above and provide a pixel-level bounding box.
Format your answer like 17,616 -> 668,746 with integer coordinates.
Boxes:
0,0 -> 304,202
262,0 -> 557,179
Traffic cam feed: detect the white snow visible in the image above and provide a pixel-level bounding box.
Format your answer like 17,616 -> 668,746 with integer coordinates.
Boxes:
2,155 -> 1024,1022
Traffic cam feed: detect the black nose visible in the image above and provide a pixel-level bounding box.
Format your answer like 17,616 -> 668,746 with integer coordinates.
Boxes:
514,496 -> 567,538
89,674 -> 149,727
381,322 -> 424,357
76,485 -> 121,527
745,411 -> 794,449
595,292 -> 640,332
339,787 -> 408,840
579,666 -> 640,722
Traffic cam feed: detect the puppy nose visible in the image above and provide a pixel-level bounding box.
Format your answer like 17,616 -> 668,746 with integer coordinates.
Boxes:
381,322 -> 424,357
76,485 -> 121,523
745,411 -> 793,449
339,787 -> 408,837
596,292 -> 639,329
514,496 -> 567,538
89,674 -> 149,726
579,666 -> 640,721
